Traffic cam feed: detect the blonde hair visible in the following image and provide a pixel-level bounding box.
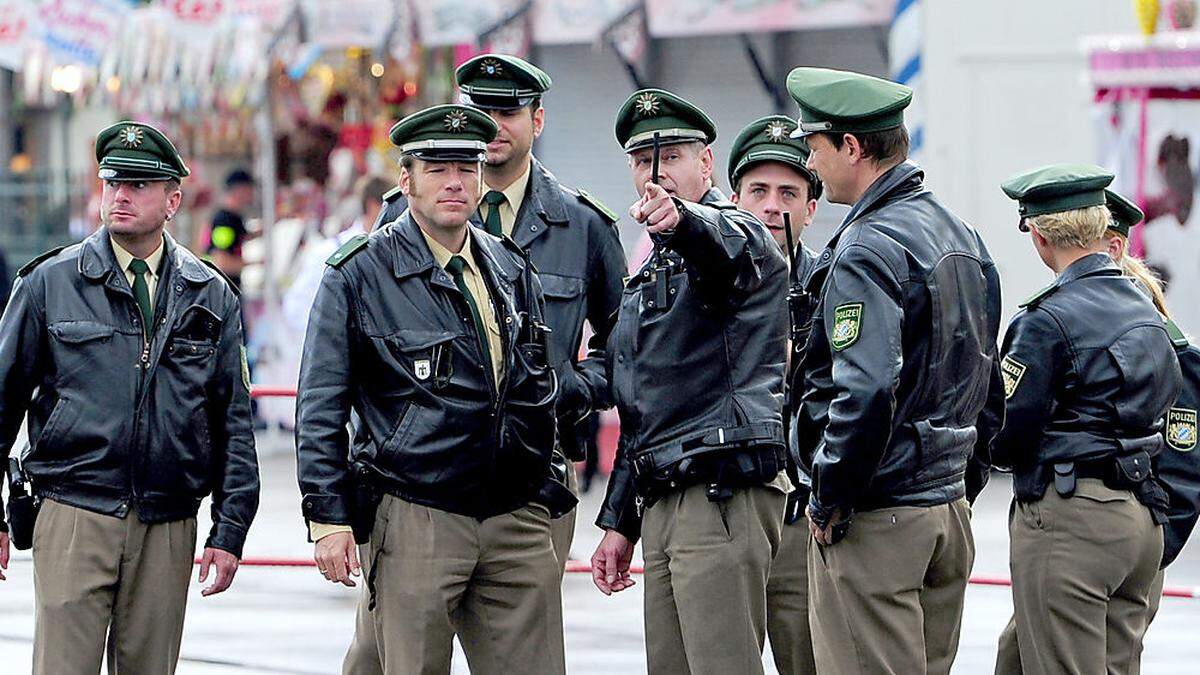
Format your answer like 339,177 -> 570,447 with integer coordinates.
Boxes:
1027,205 -> 1111,249
1109,232 -> 1171,319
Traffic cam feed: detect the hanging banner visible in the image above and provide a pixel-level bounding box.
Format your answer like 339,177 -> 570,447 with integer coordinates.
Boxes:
646,0 -> 894,38
0,0 -> 35,71
300,0 -> 395,48
532,0 -> 629,45
479,1 -> 532,57
36,0 -> 132,67
414,0 -> 506,47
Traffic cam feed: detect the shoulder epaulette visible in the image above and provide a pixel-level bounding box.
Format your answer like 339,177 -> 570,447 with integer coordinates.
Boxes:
576,189 -> 619,223
1019,283 -> 1058,308
17,246 -> 65,277
382,185 -> 404,204
1165,318 -> 1190,348
200,258 -> 241,296
326,233 -> 369,268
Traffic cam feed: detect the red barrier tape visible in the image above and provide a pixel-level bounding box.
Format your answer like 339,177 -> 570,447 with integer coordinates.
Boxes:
200,558 -> 1200,598
250,386 -> 299,398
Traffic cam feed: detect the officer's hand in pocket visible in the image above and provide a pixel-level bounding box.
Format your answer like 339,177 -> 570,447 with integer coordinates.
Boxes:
314,531 -> 360,587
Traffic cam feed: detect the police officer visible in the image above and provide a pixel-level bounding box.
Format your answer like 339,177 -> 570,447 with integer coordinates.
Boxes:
992,164 -> 1180,675
296,105 -> 565,674
786,68 -> 1003,675
0,121 -> 260,674
372,54 -> 625,567
1103,191 -> 1200,629
590,88 -> 790,674
994,188 -> 1200,675
728,114 -> 822,675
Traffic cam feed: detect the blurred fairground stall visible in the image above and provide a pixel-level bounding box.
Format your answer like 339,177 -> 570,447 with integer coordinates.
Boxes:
1087,0 -> 1200,336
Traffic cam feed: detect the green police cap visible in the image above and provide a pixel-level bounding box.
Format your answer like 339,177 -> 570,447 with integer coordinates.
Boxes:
456,54 -> 551,110
1104,189 -> 1143,237
614,88 -> 717,153
785,67 -> 912,137
1000,163 -> 1115,218
389,104 -> 498,162
727,115 -> 822,199
95,121 -> 190,181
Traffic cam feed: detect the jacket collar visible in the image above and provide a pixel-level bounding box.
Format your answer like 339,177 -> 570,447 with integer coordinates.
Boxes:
80,228 -> 213,285
390,213 -> 516,290
826,161 -> 925,249
1056,252 -> 1120,287
699,186 -> 733,208
510,157 -> 569,248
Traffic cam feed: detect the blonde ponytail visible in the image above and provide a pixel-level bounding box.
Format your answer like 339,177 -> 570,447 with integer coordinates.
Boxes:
1115,237 -> 1171,319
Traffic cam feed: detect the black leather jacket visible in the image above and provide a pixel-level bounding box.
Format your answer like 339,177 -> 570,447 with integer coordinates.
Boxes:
994,254 -> 1182,503
0,230 -> 259,556
375,158 -> 626,459
296,215 -> 558,525
597,188 -> 789,541
1159,335 -> 1200,567
791,162 -> 1004,529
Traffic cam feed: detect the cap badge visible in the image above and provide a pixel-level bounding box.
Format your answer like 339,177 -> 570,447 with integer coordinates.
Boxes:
443,110 -> 469,133
480,58 -> 504,76
120,126 -> 144,148
764,120 -> 791,142
634,92 -> 660,117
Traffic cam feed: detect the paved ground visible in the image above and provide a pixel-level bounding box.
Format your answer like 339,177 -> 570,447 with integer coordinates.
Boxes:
4,431 -> 1200,673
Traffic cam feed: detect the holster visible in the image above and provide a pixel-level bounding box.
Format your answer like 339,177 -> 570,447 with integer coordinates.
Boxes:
350,460 -> 382,544
6,457 -> 39,551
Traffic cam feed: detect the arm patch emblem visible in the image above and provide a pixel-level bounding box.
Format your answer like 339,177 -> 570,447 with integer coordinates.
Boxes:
1167,408 -> 1197,451
1000,355 -> 1027,400
830,302 -> 862,351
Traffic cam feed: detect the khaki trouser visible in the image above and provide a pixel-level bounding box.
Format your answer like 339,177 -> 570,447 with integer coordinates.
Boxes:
32,498 -> 196,675
340,461 -> 578,672
549,464 -> 579,574
344,471 -> 577,675
354,494 -> 564,675
641,483 -> 785,675
808,498 -> 973,675
996,479 -> 1162,675
766,514 -> 817,675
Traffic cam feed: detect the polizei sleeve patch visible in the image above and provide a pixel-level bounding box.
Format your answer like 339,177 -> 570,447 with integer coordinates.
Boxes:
830,302 -> 863,351
1167,408 -> 1197,451
1000,355 -> 1028,400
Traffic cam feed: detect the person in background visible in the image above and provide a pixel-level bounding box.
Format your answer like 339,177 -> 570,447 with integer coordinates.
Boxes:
283,175 -> 391,336
206,168 -> 258,291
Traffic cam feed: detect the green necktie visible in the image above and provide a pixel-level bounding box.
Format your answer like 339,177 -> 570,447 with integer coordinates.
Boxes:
128,258 -> 153,340
445,255 -> 493,373
481,190 -> 506,237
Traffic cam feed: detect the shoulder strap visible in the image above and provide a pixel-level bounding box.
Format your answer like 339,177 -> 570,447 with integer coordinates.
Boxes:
17,246 -> 65,277
576,189 -> 619,223
1019,283 -> 1058,309
326,234 -> 369,268
200,258 -> 241,296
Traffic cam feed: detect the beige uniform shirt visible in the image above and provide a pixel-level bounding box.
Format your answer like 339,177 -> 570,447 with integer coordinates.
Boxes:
111,235 -> 165,316
479,161 -> 531,238
310,229 -> 507,542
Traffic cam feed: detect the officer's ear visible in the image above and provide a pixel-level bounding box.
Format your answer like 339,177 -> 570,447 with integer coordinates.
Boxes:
1105,232 -> 1126,262
531,104 -> 545,139
841,133 -> 864,164
399,164 -> 412,197
699,144 -> 714,182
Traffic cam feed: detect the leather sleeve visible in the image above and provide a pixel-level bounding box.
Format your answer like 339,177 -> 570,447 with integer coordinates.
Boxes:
808,244 -> 904,527
295,266 -> 358,528
991,307 -> 1067,471
595,445 -> 643,543
662,199 -> 778,312
205,295 -> 261,557
0,275 -> 46,528
967,257 -> 1006,503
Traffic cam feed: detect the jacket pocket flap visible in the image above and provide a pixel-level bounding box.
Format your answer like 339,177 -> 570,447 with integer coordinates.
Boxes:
49,321 -> 115,343
539,273 -> 585,300
384,330 -> 459,352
